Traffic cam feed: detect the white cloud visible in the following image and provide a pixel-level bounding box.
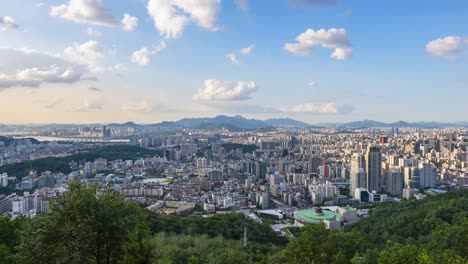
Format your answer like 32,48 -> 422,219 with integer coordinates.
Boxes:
64,40 -> 105,65
87,27 -> 102,36
147,0 -> 221,39
226,53 -> 239,65
0,16 -> 19,32
122,100 -> 153,113
308,81 -> 318,87
63,40 -> 122,73
284,28 -> 352,60
235,0 -> 249,12
0,65 -> 83,89
131,48 -> 151,66
121,13 -> 138,31
50,0 -> 117,26
425,36 -> 466,59
131,41 -> 166,66
226,44 -> 255,65
239,44 -> 255,55
193,79 -> 258,101
281,102 -> 338,113
35,2 -> 45,7
331,47 -> 352,60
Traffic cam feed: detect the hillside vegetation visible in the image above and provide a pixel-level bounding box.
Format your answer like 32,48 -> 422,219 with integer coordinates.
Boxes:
0,185 -> 466,263
0,145 -> 163,178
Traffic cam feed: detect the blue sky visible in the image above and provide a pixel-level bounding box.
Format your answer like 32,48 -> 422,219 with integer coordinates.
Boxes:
0,0 -> 467,124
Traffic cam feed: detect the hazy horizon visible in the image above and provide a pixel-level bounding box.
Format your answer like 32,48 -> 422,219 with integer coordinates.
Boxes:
2,114 -> 468,126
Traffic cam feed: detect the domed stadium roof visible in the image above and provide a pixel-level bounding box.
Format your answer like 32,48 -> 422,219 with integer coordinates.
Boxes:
294,208 -> 342,224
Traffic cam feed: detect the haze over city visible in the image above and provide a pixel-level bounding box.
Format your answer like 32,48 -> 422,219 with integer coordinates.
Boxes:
1,0 -> 467,124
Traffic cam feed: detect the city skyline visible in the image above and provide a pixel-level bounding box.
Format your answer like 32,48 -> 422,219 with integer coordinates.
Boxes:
1,0 -> 468,124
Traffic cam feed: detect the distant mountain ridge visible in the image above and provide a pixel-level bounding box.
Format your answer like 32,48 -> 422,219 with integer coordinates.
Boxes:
264,118 -> 312,127
338,120 -> 468,128
146,115 -> 273,130
103,117 -> 468,130
2,117 -> 466,130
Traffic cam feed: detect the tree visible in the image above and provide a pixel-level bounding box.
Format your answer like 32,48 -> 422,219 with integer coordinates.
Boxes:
378,242 -> 419,264
271,224 -> 359,264
16,183 -> 148,264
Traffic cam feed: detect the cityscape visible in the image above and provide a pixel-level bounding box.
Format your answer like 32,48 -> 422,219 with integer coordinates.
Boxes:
1,0 -> 467,263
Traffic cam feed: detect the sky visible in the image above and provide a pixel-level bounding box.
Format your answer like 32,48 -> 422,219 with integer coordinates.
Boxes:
0,0 -> 467,124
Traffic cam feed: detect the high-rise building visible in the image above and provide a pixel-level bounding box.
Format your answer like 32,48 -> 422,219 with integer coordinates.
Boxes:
386,168 -> 403,196
366,144 -> 382,192
350,153 -> 366,194
308,157 -> 322,173
351,169 -> 366,198
420,163 -> 436,188
102,126 -> 111,138
409,167 -> 421,188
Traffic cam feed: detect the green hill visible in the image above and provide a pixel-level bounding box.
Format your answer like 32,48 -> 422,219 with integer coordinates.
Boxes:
0,145 -> 163,178
0,178 -> 467,263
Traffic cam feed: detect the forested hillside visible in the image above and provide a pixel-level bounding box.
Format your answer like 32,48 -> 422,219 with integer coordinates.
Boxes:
0,145 -> 163,178
0,184 -> 466,263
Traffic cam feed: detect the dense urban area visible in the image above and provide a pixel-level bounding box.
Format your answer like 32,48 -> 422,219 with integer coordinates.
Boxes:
0,117 -> 467,263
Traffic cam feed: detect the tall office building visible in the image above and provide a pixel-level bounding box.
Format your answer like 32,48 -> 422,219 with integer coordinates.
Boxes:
420,163 -> 436,188
366,144 -> 382,192
386,168 -> 403,196
102,126 -> 111,138
350,153 -> 366,194
351,169 -> 366,198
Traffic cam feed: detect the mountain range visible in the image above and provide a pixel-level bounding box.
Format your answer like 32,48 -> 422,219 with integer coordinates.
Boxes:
106,116 -> 468,130
1,116 -> 467,131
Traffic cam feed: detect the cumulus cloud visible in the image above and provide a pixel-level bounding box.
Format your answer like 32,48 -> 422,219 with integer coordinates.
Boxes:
239,44 -> 255,55
235,0 -> 249,12
0,16 -> 19,32
121,100 -> 153,113
87,27 -> 102,36
50,0 -> 117,26
193,79 -> 258,101
147,0 -> 221,39
63,40 -> 122,73
0,65 -> 83,89
64,40 -> 105,65
426,36 -> 467,59
281,102 -> 338,113
308,81 -> 318,87
131,41 -> 166,66
226,53 -> 239,65
226,44 -> 255,64
284,28 -> 352,60
121,13 -> 138,31
131,48 -> 151,66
